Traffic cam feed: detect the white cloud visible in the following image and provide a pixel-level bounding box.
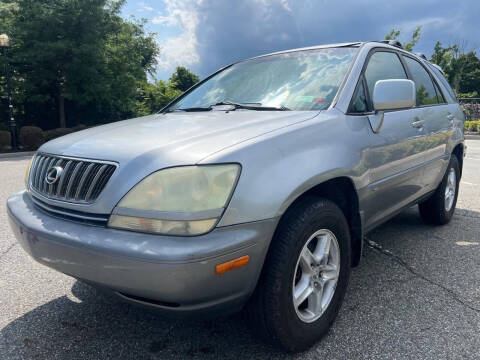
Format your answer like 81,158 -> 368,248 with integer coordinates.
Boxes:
280,0 -> 292,12
138,2 -> 154,12
150,0 -> 294,75
146,0 -> 480,79
152,0 -> 202,72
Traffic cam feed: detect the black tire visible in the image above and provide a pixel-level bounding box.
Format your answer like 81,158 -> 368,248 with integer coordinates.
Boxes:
419,155 -> 460,225
245,196 -> 351,352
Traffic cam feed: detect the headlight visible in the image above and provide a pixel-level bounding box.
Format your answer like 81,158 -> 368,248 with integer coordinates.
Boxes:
108,164 -> 241,236
24,157 -> 34,189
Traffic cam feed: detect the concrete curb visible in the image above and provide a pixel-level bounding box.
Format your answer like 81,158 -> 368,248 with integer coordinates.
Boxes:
465,134 -> 480,140
0,151 -> 35,159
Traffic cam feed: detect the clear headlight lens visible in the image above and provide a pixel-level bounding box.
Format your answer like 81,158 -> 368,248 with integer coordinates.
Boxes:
108,164 -> 240,236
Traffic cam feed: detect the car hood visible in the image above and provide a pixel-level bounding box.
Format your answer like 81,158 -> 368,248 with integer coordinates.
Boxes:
40,110 -> 318,165
37,110 -> 319,214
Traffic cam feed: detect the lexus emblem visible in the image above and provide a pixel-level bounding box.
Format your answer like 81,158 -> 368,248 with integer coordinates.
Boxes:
45,166 -> 63,185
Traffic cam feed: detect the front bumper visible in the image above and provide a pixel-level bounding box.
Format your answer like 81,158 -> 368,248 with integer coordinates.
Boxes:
7,191 -> 277,316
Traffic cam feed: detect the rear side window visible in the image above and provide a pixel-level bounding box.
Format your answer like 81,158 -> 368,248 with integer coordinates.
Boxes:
364,52 -> 407,103
403,56 -> 438,106
428,63 -> 456,101
433,81 -> 446,103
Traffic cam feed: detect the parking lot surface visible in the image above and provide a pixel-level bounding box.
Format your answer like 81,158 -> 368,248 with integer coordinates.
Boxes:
1,140 -> 479,359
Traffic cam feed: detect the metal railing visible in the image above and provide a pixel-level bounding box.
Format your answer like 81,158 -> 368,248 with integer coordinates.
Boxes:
458,98 -> 480,121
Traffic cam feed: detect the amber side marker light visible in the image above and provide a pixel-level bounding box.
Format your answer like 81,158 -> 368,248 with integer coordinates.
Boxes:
215,255 -> 250,274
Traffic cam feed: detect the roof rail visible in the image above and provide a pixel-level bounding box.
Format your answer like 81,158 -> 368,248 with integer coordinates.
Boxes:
415,52 -> 427,60
372,40 -> 404,49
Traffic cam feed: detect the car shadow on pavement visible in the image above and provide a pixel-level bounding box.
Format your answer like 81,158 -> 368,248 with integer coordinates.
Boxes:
2,207 -> 480,359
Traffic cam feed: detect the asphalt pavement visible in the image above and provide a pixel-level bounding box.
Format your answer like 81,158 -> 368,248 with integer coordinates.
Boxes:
1,140 -> 479,359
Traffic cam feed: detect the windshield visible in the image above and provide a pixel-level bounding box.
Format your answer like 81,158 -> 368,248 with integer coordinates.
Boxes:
167,47 -> 358,112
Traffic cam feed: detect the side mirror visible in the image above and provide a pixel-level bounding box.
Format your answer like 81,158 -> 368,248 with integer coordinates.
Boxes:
372,79 -> 416,111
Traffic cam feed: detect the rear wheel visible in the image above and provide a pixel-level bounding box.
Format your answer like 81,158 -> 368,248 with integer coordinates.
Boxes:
419,155 -> 460,225
246,197 -> 351,352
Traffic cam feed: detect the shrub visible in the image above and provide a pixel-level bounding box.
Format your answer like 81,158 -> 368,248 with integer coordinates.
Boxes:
44,127 -> 74,142
19,126 -> 45,150
72,124 -> 87,131
465,120 -> 480,132
0,131 -> 11,151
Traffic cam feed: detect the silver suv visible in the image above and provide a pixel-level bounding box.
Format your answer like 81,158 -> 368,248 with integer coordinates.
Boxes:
8,41 -> 465,352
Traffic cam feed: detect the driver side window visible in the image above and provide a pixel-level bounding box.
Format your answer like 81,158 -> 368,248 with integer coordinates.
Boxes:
364,51 -> 408,109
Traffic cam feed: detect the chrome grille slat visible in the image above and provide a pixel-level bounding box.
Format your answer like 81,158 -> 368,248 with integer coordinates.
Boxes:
56,160 -> 72,197
75,163 -> 95,201
35,156 -> 47,189
30,153 -> 116,204
48,159 -> 63,195
28,155 -> 41,188
85,164 -> 108,202
42,158 -> 56,193
65,162 -> 84,200
32,155 -> 41,188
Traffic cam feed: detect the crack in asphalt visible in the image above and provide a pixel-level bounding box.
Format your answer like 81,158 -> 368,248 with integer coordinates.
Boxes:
455,213 -> 480,219
365,238 -> 480,314
0,243 -> 17,260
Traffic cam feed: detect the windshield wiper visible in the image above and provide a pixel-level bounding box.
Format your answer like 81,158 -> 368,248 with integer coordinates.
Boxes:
214,101 -> 290,111
163,106 -> 212,113
163,101 -> 290,113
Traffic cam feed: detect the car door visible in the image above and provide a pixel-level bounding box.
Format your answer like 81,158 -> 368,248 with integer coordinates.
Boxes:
401,55 -> 453,191
350,50 -> 429,230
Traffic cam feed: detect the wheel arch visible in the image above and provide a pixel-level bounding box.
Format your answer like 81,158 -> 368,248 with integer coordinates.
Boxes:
274,176 -> 363,267
452,142 -> 464,178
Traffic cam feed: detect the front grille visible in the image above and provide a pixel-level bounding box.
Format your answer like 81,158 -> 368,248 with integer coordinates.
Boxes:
29,153 -> 117,204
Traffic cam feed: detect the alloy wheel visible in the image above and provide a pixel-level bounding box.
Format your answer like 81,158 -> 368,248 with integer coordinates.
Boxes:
292,229 -> 340,323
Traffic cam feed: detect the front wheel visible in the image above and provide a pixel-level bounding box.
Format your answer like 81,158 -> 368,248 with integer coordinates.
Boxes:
419,155 -> 460,225
245,197 -> 351,352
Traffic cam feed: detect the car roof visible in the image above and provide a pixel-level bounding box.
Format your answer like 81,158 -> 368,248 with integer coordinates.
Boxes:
246,41 -> 441,71
248,42 -> 363,60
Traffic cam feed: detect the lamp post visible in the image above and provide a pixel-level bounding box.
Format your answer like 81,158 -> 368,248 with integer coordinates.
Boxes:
0,34 -> 17,151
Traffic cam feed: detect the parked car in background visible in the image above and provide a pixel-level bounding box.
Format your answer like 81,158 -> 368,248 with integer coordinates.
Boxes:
8,40 -> 465,352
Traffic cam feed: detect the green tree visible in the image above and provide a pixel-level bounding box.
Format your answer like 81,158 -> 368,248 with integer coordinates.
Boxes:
430,41 -> 480,95
1,0 -> 158,129
385,25 -> 422,51
168,66 -> 199,92
137,80 -> 182,115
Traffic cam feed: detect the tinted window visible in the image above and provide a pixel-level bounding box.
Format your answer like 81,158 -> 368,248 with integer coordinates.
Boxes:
427,63 -> 456,101
403,56 -> 438,106
350,81 -> 368,113
433,81 -> 446,103
364,52 -> 407,103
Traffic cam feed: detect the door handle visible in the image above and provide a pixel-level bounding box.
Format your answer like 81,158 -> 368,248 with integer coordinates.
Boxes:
411,119 -> 424,128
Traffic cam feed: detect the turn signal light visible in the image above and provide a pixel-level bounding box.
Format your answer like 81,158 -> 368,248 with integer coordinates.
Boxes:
215,255 -> 250,274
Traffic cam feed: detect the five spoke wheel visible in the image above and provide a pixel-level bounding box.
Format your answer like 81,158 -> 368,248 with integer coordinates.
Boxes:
292,229 -> 340,323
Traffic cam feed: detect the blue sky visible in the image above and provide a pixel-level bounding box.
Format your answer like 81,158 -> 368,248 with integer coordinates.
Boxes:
122,0 -> 480,81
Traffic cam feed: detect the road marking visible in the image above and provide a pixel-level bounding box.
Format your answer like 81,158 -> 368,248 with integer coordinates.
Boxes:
456,241 -> 479,246
461,181 -> 479,186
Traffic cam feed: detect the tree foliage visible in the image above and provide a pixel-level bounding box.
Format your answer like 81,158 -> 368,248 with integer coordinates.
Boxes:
0,0 -> 168,129
385,26 -> 479,97
0,1 -> 199,130
385,26 -> 422,51
168,66 -> 200,92
137,80 -> 182,116
430,41 -> 480,95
